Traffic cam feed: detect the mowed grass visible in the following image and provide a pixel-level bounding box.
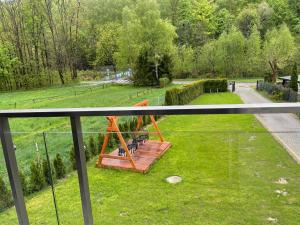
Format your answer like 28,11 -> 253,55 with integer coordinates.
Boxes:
1,92 -> 300,225
0,84 -> 171,176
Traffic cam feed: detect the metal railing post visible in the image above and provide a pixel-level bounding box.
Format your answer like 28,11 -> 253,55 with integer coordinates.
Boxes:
0,117 -> 29,225
70,116 -> 94,225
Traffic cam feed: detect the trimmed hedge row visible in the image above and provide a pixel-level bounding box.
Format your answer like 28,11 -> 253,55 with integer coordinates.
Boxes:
165,79 -> 228,105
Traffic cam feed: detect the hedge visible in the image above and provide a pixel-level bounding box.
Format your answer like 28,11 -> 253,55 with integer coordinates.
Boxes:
159,78 -> 170,88
257,81 -> 298,102
165,79 -> 228,105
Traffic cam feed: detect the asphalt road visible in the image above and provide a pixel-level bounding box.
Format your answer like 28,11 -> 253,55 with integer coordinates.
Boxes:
236,83 -> 300,163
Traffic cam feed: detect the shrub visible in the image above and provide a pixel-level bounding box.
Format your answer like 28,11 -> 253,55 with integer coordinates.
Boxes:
290,63 -> 298,92
159,78 -> 170,88
29,158 -> 45,192
42,159 -> 55,186
19,170 -> 29,195
84,142 -> 91,162
89,136 -> 97,156
53,154 -> 66,179
0,177 -> 12,211
165,79 -> 228,105
97,133 -> 104,153
69,147 -> 77,170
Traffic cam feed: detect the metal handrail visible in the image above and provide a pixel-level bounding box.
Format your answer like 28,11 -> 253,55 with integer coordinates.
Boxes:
1,103 -> 300,117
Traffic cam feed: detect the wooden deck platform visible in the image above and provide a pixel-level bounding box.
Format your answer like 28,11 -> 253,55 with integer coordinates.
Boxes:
98,140 -> 172,173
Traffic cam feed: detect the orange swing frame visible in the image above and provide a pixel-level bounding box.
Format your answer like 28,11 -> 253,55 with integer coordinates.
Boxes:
96,100 -> 171,173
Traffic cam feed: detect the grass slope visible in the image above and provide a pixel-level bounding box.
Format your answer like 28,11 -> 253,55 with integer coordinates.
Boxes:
1,92 -> 300,225
0,84 -> 170,177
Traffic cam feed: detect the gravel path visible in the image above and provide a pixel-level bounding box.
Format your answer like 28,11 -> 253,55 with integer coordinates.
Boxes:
236,83 -> 300,163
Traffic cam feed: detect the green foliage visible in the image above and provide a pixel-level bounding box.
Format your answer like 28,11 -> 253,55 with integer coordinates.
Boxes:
264,24 -> 295,82
236,6 -> 260,38
84,143 -> 91,162
290,63 -> 298,92
89,136 -> 97,156
53,154 -> 66,179
29,158 -> 45,192
0,177 -> 12,211
165,79 -> 228,105
42,159 -> 55,186
159,78 -> 170,88
97,134 -> 104,154
19,170 -> 28,196
69,147 -> 77,171
115,0 -> 176,85
173,46 -> 195,78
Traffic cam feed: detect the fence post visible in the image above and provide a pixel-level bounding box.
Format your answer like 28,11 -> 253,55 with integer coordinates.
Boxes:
70,116 -> 94,225
0,117 -> 29,225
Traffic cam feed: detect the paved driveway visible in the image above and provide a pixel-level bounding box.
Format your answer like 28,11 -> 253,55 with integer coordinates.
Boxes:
236,83 -> 300,163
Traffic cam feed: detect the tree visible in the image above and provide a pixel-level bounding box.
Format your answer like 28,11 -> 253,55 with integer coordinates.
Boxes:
198,40 -> 219,74
115,0 -> 177,85
94,23 -> 120,71
245,25 -> 262,77
216,27 -> 246,77
290,63 -> 298,92
53,154 -> 66,179
0,177 -> 12,210
264,24 -> 295,83
236,7 -> 260,38
173,45 -> 194,78
29,158 -> 45,192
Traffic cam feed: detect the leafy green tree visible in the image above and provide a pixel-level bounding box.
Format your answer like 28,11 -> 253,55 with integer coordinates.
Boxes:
257,1 -> 275,37
173,45 -> 194,78
0,177 -> 12,210
236,6 -> 260,38
198,40 -> 219,74
94,23 -> 120,71
245,25 -> 262,77
216,27 -> 246,77
263,24 -> 295,82
115,0 -> 176,85
290,63 -> 298,92
29,158 -> 45,192
53,154 -> 66,179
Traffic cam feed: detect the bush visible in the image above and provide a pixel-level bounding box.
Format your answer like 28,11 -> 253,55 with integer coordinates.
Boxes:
0,177 -> 12,211
159,78 -> 170,88
97,133 -> 104,153
53,154 -> 66,179
42,159 -> 55,186
290,63 -> 298,92
165,79 -> 228,105
84,142 -> 91,162
69,147 -> 76,170
89,136 -> 97,156
19,170 -> 29,195
29,158 -> 45,192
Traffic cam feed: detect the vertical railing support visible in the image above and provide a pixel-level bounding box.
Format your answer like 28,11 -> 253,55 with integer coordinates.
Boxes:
0,117 -> 29,225
70,116 -> 94,225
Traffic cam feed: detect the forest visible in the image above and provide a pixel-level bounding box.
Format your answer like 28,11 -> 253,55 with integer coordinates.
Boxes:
0,0 -> 300,90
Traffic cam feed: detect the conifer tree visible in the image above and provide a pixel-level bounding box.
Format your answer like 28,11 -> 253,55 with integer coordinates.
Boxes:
53,154 -> 66,179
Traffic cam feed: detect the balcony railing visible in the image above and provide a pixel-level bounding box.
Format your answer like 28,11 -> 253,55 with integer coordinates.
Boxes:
1,102 -> 300,225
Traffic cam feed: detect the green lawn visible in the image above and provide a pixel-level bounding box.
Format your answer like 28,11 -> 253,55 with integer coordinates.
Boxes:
1,92 -> 300,224
0,84 -> 171,177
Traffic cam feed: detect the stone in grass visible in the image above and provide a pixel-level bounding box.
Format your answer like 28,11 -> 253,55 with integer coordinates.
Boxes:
275,178 -> 288,185
275,189 -> 288,197
166,176 -> 182,184
267,217 -> 278,223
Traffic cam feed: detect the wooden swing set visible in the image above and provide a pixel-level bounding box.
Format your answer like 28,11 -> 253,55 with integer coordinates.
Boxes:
96,100 -> 171,173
